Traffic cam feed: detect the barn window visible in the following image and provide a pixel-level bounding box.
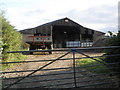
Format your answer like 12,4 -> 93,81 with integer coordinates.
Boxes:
64,31 -> 67,34
65,19 -> 69,22
36,38 -> 39,40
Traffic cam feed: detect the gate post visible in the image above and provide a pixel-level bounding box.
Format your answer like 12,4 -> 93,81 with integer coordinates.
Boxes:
72,49 -> 77,88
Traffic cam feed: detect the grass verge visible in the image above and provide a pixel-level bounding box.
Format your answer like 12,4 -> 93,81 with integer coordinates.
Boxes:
1,53 -> 27,71
76,57 -> 110,73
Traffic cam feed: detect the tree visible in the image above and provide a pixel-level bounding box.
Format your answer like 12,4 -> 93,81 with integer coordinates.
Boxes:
0,11 -> 3,56
108,31 -> 113,36
0,11 -> 26,66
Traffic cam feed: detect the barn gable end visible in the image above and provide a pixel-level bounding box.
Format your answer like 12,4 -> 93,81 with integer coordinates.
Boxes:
20,17 -> 105,48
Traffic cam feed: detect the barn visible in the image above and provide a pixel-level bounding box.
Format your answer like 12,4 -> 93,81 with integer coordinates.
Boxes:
20,17 -> 105,49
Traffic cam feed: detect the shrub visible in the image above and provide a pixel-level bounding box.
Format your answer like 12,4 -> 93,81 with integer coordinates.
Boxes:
0,11 -> 27,70
104,31 -> 120,73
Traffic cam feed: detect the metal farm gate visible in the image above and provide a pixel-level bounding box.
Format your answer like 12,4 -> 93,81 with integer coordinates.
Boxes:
1,46 -> 120,89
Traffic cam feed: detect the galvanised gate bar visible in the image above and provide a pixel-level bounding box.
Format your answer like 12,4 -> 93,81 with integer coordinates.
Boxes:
1,46 -> 120,89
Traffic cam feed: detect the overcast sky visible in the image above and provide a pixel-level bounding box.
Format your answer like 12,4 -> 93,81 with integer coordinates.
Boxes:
0,0 -> 119,33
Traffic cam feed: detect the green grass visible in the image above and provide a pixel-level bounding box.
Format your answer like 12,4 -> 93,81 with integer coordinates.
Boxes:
1,53 -> 27,71
76,57 -> 110,73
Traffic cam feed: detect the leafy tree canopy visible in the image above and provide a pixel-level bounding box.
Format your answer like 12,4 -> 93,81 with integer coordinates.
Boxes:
0,11 -> 26,64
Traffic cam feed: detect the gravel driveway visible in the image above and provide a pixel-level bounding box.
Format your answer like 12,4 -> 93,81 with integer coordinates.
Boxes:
2,51 -> 119,89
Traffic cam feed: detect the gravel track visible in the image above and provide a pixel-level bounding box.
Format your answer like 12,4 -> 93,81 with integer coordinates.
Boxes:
2,51 -> 118,88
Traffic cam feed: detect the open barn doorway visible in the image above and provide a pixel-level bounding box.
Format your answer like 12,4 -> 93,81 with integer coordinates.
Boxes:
52,25 -> 80,48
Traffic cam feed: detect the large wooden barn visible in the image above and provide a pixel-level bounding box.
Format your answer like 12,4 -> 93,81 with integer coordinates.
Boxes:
20,17 -> 105,49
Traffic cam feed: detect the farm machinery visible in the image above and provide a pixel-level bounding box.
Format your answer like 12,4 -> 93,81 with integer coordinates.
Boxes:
24,35 -> 52,54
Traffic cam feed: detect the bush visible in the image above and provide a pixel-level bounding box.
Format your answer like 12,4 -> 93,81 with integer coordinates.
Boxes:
104,31 -> 120,73
0,11 -> 27,70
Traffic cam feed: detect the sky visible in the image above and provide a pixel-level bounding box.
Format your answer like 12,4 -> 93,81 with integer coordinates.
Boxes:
0,0 -> 119,33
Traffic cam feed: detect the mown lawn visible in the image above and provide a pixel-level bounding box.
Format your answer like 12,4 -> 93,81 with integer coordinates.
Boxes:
76,57 -> 110,73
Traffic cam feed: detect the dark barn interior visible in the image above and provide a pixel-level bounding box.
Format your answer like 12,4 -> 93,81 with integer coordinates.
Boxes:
52,25 -> 80,48
81,30 -> 94,41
